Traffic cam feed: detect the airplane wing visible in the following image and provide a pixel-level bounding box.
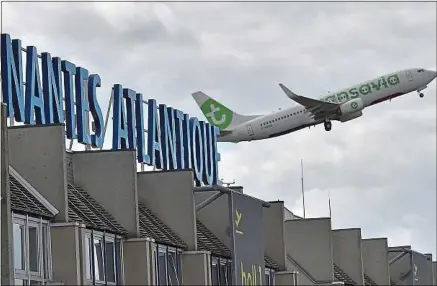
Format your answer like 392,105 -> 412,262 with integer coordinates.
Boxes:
278,83 -> 340,121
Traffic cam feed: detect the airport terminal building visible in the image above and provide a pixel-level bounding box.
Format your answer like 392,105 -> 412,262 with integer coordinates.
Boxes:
1,33 -> 436,286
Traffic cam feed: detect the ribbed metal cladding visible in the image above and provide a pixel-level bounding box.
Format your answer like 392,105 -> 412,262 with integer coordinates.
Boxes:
9,174 -> 54,218
138,203 -> 188,249
67,183 -> 128,235
65,152 -> 74,184
334,264 -> 358,285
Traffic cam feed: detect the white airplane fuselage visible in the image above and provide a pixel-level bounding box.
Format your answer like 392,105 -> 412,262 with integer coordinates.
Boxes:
219,68 -> 437,143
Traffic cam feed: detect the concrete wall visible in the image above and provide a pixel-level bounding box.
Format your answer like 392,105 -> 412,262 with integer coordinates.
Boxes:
275,271 -> 298,285
194,190 -> 231,250
123,238 -> 154,285
51,223 -> 83,285
72,150 -> 140,237
262,201 -> 287,270
362,238 -> 390,285
181,251 -> 212,285
332,228 -> 364,285
388,246 -> 413,285
8,124 -> 68,221
432,261 -> 437,286
426,254 -> 434,286
1,104 -> 13,285
137,170 -> 197,250
284,218 -> 333,284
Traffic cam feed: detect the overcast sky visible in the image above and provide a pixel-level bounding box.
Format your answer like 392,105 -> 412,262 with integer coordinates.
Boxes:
2,2 -> 436,257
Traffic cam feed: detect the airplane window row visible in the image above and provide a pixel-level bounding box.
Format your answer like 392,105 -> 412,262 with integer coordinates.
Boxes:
260,109 -> 306,126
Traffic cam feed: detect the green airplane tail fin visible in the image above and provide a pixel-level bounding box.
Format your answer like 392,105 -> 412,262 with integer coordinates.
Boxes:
192,91 -> 260,130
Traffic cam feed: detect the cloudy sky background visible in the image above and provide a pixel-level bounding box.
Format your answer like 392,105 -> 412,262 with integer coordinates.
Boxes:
2,2 -> 436,256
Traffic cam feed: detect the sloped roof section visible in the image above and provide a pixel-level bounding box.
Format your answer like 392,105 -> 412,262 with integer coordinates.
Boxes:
9,173 -> 55,219
334,263 -> 357,285
196,220 -> 280,270
68,184 -> 128,236
364,273 -> 378,285
138,203 -> 188,249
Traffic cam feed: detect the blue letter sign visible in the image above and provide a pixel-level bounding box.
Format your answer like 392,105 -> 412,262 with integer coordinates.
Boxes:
0,33 -> 221,186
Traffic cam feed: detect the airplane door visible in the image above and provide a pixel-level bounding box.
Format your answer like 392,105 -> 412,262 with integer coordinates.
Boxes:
406,70 -> 414,81
246,124 -> 254,136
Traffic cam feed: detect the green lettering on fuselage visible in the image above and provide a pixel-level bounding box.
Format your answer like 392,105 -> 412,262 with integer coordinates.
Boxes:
321,74 -> 401,103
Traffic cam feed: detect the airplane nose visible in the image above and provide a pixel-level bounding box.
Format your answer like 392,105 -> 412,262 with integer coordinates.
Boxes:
431,70 -> 437,79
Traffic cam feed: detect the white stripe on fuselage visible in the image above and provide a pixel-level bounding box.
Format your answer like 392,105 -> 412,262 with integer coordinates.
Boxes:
219,68 -> 432,143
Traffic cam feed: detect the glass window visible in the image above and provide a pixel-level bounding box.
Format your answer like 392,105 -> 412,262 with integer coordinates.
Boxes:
219,262 -> 227,285
158,248 -> 167,285
211,259 -> 219,285
93,236 -> 105,282
115,238 -> 123,285
105,239 -> 116,283
15,279 -> 27,285
28,224 -> 40,273
168,250 -> 180,285
42,225 -> 50,279
84,231 -> 124,285
12,215 -> 52,285
13,222 -> 26,271
84,234 -> 93,281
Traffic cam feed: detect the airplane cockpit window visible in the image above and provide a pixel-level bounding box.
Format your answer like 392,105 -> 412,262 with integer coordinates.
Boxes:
418,69 -> 424,72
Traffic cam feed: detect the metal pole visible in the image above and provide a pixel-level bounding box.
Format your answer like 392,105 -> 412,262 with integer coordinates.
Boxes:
389,251 -> 408,265
195,192 -> 223,212
101,88 -> 114,150
301,159 -> 306,218
228,190 -> 237,285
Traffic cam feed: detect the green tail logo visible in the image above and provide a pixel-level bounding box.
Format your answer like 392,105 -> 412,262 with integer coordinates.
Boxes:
200,99 -> 233,130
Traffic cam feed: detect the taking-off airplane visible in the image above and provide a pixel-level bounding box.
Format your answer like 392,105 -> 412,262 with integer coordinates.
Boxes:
192,68 -> 437,143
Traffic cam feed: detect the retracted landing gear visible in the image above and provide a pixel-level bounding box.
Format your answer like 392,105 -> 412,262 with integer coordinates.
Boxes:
324,120 -> 332,131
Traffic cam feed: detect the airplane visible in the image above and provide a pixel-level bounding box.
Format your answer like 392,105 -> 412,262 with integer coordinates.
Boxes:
192,68 -> 437,143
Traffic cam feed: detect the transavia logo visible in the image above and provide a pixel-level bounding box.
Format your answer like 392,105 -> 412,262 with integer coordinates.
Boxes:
351,102 -> 359,109
201,99 -> 233,130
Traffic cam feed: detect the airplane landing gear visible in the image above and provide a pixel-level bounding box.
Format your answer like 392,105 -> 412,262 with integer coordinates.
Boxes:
419,92 -> 424,98
324,120 -> 332,131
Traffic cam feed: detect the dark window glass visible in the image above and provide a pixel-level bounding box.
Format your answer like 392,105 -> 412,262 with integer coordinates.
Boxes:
211,261 -> 219,285
115,239 -> 122,285
158,250 -> 167,285
168,251 -> 179,285
28,225 -> 39,273
105,240 -> 116,283
42,225 -> 49,279
93,237 -> 105,282
219,263 -> 227,285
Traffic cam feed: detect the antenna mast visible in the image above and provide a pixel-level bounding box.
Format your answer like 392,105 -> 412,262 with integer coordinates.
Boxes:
301,159 -> 306,218
328,189 -> 332,218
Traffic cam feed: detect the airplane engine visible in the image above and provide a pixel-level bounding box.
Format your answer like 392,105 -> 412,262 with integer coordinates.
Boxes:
340,98 -> 364,115
338,110 -> 363,122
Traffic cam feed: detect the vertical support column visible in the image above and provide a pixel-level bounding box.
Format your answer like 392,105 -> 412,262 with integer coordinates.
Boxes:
1,103 -> 14,285
181,251 -> 212,285
123,238 -> 154,285
50,222 -> 83,285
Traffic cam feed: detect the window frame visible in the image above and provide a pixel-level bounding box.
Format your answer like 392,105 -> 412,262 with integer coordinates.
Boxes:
83,229 -> 124,286
154,244 -> 183,286
12,213 -> 52,285
210,256 -> 233,285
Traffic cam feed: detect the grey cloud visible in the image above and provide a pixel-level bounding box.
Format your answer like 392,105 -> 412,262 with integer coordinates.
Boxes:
3,2 -> 436,256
